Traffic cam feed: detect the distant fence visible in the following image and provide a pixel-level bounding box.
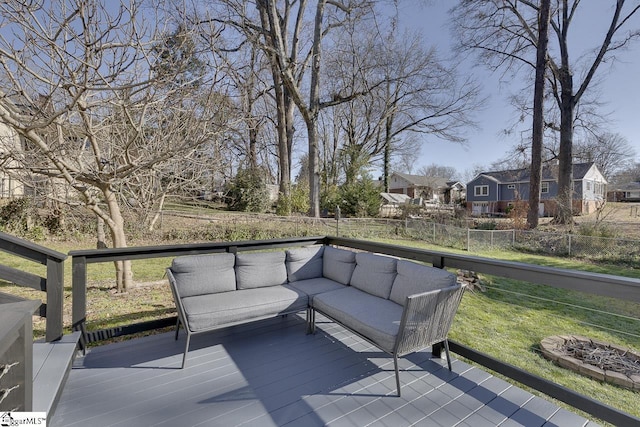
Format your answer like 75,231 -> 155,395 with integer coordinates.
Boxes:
405,219 -> 640,265
160,211 -> 640,266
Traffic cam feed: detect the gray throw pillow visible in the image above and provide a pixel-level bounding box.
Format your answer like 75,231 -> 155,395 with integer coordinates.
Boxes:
389,260 -> 456,306
170,253 -> 236,297
286,245 -> 325,282
236,251 -> 287,289
350,253 -> 397,299
322,246 -> 356,285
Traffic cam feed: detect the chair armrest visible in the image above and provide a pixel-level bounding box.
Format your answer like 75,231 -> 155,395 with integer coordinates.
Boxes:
394,284 -> 465,356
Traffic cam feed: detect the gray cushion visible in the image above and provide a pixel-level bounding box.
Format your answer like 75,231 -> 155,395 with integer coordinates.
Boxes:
389,260 -> 457,306
169,253 -> 236,297
313,287 -> 402,353
236,251 -> 287,289
322,246 -> 356,285
181,285 -> 308,332
350,253 -> 397,299
286,245 -> 325,282
287,277 -> 346,298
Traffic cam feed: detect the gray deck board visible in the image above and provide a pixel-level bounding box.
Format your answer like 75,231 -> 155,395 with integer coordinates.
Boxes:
32,331 -> 81,414
50,314 -> 599,427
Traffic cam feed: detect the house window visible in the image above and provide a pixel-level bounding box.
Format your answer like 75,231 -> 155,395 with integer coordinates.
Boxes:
474,185 -> 489,196
507,184 -> 515,190
586,181 -> 592,191
541,182 -> 549,194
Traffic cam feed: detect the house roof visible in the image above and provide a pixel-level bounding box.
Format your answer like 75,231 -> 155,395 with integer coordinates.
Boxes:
380,192 -> 411,204
611,181 -> 640,191
474,162 -> 597,184
392,172 -> 453,189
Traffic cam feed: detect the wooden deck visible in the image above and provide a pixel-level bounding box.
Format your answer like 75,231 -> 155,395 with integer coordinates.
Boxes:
50,314 -> 599,427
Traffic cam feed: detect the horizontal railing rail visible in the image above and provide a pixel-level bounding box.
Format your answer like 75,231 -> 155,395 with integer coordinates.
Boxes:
0,231 -> 66,342
326,236 -> 640,303
68,235 -> 640,426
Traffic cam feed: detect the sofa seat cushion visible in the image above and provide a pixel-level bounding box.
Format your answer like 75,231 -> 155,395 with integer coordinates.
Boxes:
181,285 -> 308,332
288,277 -> 346,298
389,260 -> 457,306
286,246 -> 324,282
236,251 -> 287,289
350,253 -> 397,299
312,287 -> 403,353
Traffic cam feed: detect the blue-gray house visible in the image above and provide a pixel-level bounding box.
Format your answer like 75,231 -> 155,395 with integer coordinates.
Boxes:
466,162 -> 607,217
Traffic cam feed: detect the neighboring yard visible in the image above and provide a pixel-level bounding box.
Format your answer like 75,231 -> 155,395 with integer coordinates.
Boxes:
1,208 -> 639,422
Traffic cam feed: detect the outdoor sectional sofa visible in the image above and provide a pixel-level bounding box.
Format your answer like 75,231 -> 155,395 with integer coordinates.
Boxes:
166,245 -> 465,396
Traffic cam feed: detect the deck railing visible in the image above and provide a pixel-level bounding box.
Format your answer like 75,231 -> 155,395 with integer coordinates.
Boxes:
0,300 -> 40,411
69,236 -> 640,426
0,231 -> 67,342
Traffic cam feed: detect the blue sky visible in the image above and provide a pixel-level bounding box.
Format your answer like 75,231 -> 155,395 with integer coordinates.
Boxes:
395,1 -> 640,178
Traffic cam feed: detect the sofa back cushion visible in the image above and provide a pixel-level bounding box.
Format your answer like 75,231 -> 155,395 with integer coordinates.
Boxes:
389,260 -> 457,306
236,251 -> 287,289
170,253 -> 236,298
322,246 -> 356,285
350,253 -> 397,299
286,245 -> 324,282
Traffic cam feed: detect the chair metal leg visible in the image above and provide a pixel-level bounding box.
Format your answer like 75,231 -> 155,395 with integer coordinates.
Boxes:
181,333 -> 191,369
394,354 -> 401,397
306,308 -> 312,334
311,308 -> 317,334
174,317 -> 181,340
444,340 -> 452,371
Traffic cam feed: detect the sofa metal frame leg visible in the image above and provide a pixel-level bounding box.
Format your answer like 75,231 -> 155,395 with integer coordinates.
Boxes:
181,334 -> 191,369
306,308 -> 313,334
444,340 -> 452,371
394,354 -> 401,397
174,317 -> 181,340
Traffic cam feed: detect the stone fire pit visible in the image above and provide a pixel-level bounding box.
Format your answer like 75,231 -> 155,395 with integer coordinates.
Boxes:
540,335 -> 640,391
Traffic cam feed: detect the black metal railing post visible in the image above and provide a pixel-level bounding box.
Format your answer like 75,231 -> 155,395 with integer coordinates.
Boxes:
0,232 -> 67,342
71,256 -> 88,351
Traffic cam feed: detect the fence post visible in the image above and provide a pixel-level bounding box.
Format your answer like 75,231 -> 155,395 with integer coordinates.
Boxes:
568,234 -> 572,257
490,230 -> 494,248
467,228 -> 471,251
72,256 -> 88,352
45,257 -> 64,342
433,222 -> 436,242
512,229 -> 516,246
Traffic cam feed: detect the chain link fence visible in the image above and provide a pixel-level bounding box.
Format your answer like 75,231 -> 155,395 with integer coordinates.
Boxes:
404,219 -> 640,266
161,210 -> 639,266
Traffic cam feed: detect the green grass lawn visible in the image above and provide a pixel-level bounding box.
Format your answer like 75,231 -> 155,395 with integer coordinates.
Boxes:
1,233 -> 638,423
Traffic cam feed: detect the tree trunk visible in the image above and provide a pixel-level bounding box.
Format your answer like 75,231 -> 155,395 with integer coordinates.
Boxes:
148,192 -> 166,231
307,0 -> 326,218
307,121 -> 321,217
102,186 -> 133,292
527,0 -> 551,229
275,80 -> 291,214
383,113 -> 394,193
554,67 -> 575,225
96,216 -> 107,249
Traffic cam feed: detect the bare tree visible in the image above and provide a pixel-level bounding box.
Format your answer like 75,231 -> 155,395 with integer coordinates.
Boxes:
196,0 -> 310,215
611,161 -> 640,185
452,0 -> 640,224
0,1 -> 228,290
321,25 -> 480,191
574,132 -> 637,178
527,0 -> 551,229
417,164 -> 459,181
255,0 -> 379,217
